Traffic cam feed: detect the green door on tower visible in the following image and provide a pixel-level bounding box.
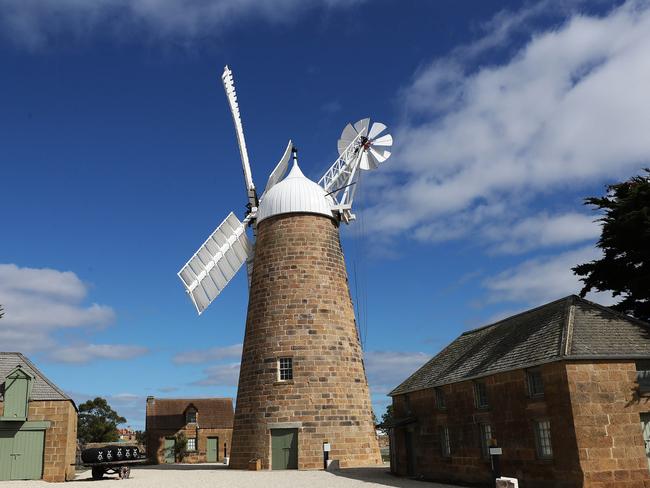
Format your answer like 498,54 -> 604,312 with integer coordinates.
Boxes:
207,437 -> 219,462
271,429 -> 298,470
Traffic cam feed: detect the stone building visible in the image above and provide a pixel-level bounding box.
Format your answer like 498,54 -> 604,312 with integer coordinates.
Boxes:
0,352 -> 77,482
145,397 -> 233,464
389,295 -> 650,488
229,162 -> 381,470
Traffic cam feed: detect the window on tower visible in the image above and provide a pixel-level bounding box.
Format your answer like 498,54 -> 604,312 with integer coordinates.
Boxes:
278,357 -> 293,381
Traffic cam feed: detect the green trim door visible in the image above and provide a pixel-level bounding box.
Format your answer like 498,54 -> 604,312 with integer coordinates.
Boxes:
0,429 -> 44,480
164,437 -> 176,463
207,437 -> 218,463
271,429 -> 298,470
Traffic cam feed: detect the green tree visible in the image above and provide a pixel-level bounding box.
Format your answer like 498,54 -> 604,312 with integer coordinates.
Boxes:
573,169 -> 650,321
173,433 -> 188,462
77,397 -> 127,444
378,404 -> 393,433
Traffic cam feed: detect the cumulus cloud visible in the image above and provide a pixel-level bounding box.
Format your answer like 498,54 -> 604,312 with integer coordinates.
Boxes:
48,343 -> 149,364
0,263 -> 147,363
173,343 -> 242,364
0,263 -> 114,352
0,0 -> 363,49
368,1 -> 650,254
483,245 -> 615,306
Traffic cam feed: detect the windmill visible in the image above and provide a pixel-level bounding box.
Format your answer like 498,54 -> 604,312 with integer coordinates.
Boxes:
177,66 -> 392,470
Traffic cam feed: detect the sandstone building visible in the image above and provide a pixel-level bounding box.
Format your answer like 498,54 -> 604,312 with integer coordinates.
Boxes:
229,162 -> 381,470
145,397 -> 233,464
389,296 -> 650,488
0,352 -> 77,482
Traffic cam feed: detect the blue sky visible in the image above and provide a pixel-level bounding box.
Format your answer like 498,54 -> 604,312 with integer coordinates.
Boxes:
1,0 -> 648,429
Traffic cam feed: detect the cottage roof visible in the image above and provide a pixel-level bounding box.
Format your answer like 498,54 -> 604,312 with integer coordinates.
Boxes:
146,397 -> 234,430
389,295 -> 650,396
0,352 -> 72,403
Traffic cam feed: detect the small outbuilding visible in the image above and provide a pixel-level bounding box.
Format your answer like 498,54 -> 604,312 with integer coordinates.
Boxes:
145,397 -> 233,464
0,352 -> 77,482
389,295 -> 650,488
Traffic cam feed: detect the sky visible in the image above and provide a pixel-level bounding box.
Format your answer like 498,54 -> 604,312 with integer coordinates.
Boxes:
1,0 -> 649,429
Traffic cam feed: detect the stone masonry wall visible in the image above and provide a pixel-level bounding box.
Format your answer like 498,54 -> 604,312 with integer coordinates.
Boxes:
0,400 -> 77,482
566,361 -> 650,488
230,213 -> 381,470
392,362 -> 582,488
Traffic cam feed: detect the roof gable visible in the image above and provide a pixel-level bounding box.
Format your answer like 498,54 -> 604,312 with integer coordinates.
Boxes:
390,296 -> 650,396
0,352 -> 72,403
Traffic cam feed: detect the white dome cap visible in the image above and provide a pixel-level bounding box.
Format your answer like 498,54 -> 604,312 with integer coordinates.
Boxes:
257,162 -> 334,223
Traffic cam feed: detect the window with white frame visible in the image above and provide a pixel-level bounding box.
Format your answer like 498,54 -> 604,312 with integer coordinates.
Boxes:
479,423 -> 492,458
187,438 -> 196,451
439,426 -> 451,457
534,420 -> 553,459
278,357 -> 293,381
527,368 -> 544,398
474,381 -> 489,409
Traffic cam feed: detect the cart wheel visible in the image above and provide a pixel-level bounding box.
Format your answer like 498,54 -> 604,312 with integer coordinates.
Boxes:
119,466 -> 130,479
92,467 -> 104,480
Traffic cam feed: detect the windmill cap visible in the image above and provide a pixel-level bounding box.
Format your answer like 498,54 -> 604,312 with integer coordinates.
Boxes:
257,161 -> 335,223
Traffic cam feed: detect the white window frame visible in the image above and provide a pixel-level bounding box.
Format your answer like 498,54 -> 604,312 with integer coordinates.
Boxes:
187,437 -> 197,451
534,419 -> 553,459
278,357 -> 293,381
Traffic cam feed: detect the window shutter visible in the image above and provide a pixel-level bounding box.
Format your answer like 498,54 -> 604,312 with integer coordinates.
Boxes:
2,367 -> 32,420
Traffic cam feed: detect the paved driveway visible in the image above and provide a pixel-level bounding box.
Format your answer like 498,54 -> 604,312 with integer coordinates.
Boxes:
0,464 -> 462,487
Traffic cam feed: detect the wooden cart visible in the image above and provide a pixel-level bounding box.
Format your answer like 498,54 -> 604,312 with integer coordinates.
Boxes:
83,458 -> 146,480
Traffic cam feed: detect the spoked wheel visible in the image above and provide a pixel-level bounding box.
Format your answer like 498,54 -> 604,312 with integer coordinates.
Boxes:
118,466 -> 131,479
91,467 -> 104,480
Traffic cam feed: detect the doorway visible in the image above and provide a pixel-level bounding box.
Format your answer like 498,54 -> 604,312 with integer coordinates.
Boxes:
207,437 -> 219,463
164,437 -> 176,463
271,428 -> 298,470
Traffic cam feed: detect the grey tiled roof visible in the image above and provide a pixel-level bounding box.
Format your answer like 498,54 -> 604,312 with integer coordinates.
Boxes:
0,352 -> 72,403
390,295 -> 650,396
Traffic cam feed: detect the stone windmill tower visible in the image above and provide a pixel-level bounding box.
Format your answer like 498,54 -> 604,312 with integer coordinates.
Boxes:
178,67 -> 393,470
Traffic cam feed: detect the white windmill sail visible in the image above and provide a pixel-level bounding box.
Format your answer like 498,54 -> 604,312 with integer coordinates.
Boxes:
178,212 -> 253,314
264,140 -> 293,195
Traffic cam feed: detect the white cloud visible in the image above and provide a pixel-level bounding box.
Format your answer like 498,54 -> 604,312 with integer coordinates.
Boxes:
364,350 -> 430,395
193,362 -> 240,386
173,343 -> 242,364
0,263 -> 115,352
48,343 -> 149,364
483,245 -> 615,306
368,1 -> 650,253
0,0 -> 363,49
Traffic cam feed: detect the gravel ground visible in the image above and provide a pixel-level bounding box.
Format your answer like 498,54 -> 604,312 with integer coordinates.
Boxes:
0,464 -> 461,488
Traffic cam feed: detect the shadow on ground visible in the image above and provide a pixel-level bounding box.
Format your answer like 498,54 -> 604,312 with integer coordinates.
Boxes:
140,463 -> 229,471
331,466 -> 464,487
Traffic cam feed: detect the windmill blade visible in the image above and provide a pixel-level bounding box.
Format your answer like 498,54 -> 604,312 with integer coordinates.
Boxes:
221,66 -> 258,209
178,211 -> 253,315
368,122 -> 387,140
372,133 -> 393,148
264,140 -> 293,195
359,152 -> 371,171
369,146 -> 390,164
353,118 -> 370,136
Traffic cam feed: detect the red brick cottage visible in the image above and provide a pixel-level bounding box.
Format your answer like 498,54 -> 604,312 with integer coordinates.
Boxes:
145,397 -> 233,464
389,296 -> 650,488
0,352 -> 77,482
